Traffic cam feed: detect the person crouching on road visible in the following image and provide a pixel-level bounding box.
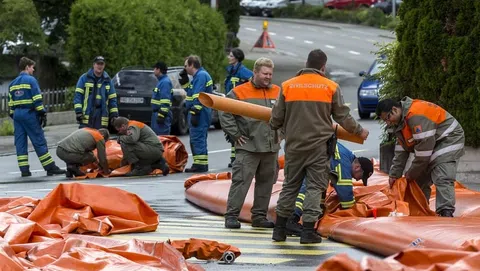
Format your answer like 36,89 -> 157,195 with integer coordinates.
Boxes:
286,142 -> 374,236
8,57 -> 65,177
114,117 -> 169,177
56,128 -> 111,177
151,61 -> 173,135
376,97 -> 465,217
220,57 -> 280,229
224,48 -> 253,168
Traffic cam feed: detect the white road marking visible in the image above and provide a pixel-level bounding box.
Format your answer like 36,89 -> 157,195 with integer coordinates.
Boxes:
324,31 -> 332,34
268,32 -> 276,36
325,45 -> 335,49
245,27 -> 257,31
285,36 -> 294,40
352,149 -> 368,153
8,167 -> 67,175
367,39 -> 377,43
304,40 -> 313,44
349,50 -> 361,55
188,148 -> 230,156
345,103 -> 351,106
352,36 -> 360,39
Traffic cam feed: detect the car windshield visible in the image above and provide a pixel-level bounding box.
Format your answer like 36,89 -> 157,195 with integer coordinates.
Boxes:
115,71 -> 157,89
369,61 -> 385,76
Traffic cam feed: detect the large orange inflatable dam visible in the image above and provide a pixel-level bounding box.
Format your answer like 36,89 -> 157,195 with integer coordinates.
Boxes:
199,92 -> 365,144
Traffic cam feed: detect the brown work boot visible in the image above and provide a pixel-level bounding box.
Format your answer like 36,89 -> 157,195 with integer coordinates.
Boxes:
125,164 -> 152,177
300,222 -> 322,244
225,216 -> 241,229
272,216 -> 288,242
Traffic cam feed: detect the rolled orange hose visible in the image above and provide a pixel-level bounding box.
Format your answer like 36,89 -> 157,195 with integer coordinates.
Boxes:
200,92 -> 364,144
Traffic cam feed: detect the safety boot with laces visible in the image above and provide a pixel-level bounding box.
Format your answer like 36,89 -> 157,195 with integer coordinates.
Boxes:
47,165 -> 66,176
272,216 -> 288,241
300,222 -> 322,244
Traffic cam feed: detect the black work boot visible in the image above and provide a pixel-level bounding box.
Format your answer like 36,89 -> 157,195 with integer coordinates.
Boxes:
47,165 -> 67,176
252,217 -> 274,228
184,164 -> 208,173
125,164 -> 152,177
225,216 -> 241,229
300,222 -> 322,244
21,171 -> 32,177
286,214 -> 303,236
438,209 -> 454,217
272,216 -> 288,241
66,164 -> 85,177
152,158 -> 169,176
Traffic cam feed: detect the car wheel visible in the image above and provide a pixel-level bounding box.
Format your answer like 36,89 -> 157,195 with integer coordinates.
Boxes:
172,107 -> 189,135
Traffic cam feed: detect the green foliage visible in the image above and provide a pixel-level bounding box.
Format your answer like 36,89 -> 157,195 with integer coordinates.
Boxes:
273,5 -> 399,30
33,0 -> 75,46
378,0 -> 480,147
0,120 -> 14,136
67,0 -> 227,83
0,0 -> 47,54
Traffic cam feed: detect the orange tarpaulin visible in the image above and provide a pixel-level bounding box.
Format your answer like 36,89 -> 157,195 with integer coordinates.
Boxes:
77,135 -> 188,179
184,172 -> 232,189
27,183 -> 159,236
169,238 -> 241,261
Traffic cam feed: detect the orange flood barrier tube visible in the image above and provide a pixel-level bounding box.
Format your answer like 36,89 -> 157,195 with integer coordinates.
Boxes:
199,92 -> 364,144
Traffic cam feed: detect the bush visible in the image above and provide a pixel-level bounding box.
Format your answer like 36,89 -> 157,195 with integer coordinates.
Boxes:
67,0 -> 227,83
0,120 -> 14,136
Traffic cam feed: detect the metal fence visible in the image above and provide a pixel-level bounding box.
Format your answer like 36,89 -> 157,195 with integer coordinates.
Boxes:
0,87 -> 69,115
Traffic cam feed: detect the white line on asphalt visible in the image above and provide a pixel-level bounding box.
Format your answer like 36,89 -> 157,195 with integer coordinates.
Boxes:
349,50 -> 361,55
285,36 -> 294,40
367,39 -> 377,43
8,167 -> 67,175
245,27 -> 257,31
352,36 -> 360,39
304,40 -> 313,44
354,108 -> 358,111
268,32 -> 276,36
187,148 -> 230,156
324,31 -> 332,34
352,149 -> 368,153
345,103 -> 351,106
325,45 -> 335,49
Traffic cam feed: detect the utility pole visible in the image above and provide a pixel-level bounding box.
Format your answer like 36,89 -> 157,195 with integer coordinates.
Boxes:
392,0 -> 396,18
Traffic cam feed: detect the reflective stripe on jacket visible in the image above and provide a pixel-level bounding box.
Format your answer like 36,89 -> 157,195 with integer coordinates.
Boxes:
8,72 -> 46,115
224,63 -> 253,93
270,68 -> 363,152
220,80 -> 281,153
184,67 -> 213,115
151,74 -> 173,118
389,97 -> 465,179
331,143 -> 356,209
74,68 -> 119,127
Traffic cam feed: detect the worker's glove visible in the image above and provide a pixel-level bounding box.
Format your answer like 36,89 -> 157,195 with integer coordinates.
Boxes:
157,113 -> 165,124
224,133 -> 234,144
38,113 -> 47,128
76,112 -> 83,123
178,69 -> 189,86
189,108 -> 201,127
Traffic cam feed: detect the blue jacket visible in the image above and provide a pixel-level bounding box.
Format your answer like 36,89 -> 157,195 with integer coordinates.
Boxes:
151,74 -> 173,118
331,142 -> 356,181
224,63 -> 253,93
74,68 -> 118,128
8,72 -> 46,115
184,67 -> 213,114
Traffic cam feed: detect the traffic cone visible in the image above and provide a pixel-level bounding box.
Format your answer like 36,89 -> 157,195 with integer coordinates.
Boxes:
251,20 -> 276,51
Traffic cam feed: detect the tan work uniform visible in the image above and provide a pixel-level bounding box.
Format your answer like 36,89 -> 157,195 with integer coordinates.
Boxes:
220,80 -> 281,221
390,97 -> 465,213
56,128 -> 108,170
118,121 -> 165,166
270,69 -> 363,223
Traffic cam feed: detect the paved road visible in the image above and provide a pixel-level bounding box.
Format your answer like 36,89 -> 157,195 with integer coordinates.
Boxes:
0,19 -> 398,270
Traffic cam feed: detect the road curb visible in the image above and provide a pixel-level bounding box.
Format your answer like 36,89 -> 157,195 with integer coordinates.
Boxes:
242,16 -> 342,30
378,34 -> 396,40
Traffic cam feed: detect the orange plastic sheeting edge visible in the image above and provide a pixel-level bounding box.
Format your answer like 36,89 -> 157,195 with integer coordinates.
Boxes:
317,248 -> 480,271
199,92 -> 364,144
169,238 -> 241,260
184,172 -> 232,189
26,183 -> 159,235
0,196 -> 39,218
76,135 -> 188,179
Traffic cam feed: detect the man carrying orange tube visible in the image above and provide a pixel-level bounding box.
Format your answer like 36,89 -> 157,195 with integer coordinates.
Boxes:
220,57 -> 281,229
376,97 -> 465,217
270,49 -> 369,244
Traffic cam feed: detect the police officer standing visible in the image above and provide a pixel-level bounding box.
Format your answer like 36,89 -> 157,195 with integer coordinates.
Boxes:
74,56 -> 119,129
8,57 -> 65,177
224,48 -> 253,168
270,49 -> 369,244
178,55 -> 213,173
151,61 -> 173,135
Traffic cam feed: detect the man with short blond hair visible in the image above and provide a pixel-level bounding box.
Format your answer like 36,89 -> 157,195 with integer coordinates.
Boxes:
220,57 -> 280,229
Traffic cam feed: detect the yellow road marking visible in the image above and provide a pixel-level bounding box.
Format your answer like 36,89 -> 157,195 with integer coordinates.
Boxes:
192,215 -> 225,221
189,256 -> 294,264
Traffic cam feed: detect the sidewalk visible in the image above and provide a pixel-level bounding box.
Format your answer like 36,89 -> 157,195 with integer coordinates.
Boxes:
0,124 -> 78,156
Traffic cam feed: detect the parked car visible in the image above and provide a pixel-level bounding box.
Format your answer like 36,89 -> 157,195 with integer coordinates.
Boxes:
325,0 -> 378,9
372,0 -> 402,14
357,57 -> 385,119
262,0 -> 289,17
112,66 -> 223,135
244,0 -> 269,16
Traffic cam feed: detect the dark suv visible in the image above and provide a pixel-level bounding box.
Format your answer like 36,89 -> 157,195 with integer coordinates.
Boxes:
112,66 -> 223,135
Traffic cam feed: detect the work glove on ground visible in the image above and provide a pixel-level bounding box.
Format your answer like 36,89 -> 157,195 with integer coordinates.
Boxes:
178,69 -> 189,86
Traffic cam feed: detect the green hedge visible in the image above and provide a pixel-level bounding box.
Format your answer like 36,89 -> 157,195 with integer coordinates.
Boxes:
377,0 -> 480,147
67,0 -> 227,82
273,4 -> 399,30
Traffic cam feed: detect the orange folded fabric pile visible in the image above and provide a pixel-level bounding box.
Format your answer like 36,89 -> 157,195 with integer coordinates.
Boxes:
77,135 -> 188,179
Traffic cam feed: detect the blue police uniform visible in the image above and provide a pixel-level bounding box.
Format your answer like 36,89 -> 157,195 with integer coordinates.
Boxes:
74,68 -> 118,129
294,142 -> 356,217
224,62 -> 253,166
8,72 -> 59,173
151,74 -> 173,135
183,67 -> 213,170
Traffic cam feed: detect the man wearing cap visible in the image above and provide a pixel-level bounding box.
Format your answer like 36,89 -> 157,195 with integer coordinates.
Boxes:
74,56 -> 119,129
151,61 -> 173,135
285,142 -> 374,236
